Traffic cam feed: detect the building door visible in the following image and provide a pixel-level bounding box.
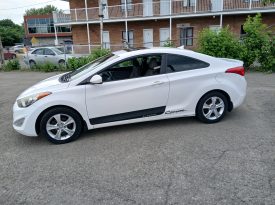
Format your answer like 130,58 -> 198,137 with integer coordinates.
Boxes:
159,28 -> 170,46
102,0 -> 109,19
143,0 -> 153,17
103,31 -> 110,49
211,0 -> 222,11
160,0 -> 170,15
143,29 -> 153,47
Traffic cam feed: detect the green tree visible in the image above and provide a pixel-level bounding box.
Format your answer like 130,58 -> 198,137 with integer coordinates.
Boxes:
0,19 -> 24,46
198,26 -> 243,60
24,5 -> 59,16
242,13 -> 274,71
262,0 -> 275,4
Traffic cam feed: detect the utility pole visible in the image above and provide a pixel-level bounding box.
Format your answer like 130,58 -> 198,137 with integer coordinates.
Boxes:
0,36 -> 4,68
99,0 -> 105,48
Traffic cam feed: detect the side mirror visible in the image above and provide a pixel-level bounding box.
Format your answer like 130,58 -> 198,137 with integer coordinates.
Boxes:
90,74 -> 102,84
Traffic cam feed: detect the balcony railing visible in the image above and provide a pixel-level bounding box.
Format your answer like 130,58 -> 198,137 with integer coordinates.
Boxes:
53,0 -> 275,24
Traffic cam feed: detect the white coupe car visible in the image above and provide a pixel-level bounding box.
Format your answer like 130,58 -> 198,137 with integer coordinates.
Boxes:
13,48 -> 247,144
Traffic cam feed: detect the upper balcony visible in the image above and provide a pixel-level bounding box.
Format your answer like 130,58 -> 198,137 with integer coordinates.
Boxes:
53,0 -> 275,25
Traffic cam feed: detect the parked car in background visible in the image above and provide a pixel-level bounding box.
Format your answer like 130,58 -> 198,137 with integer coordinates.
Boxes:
23,47 -> 75,67
14,47 -> 247,144
4,50 -> 16,60
10,45 -> 24,53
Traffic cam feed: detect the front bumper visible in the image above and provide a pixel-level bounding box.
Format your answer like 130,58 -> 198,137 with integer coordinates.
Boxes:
13,102 -> 38,137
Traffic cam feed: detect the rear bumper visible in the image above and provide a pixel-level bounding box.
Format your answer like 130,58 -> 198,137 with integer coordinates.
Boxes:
215,73 -> 247,110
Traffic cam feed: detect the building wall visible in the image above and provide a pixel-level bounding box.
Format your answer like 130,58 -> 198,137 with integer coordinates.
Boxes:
70,12 -> 275,53
31,37 -> 73,47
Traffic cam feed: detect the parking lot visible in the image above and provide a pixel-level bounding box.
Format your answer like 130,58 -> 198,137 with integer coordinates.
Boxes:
0,71 -> 274,204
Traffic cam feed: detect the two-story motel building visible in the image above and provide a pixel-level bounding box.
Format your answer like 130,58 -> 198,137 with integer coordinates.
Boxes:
53,0 -> 275,53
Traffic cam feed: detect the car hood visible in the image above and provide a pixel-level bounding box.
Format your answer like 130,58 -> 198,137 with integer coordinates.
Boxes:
17,73 -> 69,99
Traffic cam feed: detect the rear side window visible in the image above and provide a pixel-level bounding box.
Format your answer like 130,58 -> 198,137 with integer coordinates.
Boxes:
166,54 -> 209,73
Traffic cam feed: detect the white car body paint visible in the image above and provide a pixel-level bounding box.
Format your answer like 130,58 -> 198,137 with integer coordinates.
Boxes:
13,48 -> 247,137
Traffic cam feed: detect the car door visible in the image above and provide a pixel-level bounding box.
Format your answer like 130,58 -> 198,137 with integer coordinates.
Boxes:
44,48 -> 58,64
165,53 -> 210,115
31,49 -> 44,64
85,54 -> 170,126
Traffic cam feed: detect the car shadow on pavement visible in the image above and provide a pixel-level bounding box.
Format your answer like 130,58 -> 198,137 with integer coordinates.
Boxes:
81,116 -> 197,140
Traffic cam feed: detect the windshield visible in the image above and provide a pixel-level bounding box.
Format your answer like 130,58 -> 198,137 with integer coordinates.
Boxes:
64,54 -> 118,81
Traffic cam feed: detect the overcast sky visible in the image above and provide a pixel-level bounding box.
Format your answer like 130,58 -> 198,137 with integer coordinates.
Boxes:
0,0 -> 69,25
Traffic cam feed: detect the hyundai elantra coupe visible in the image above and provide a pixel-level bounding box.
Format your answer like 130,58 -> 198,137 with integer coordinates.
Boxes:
13,48 -> 246,144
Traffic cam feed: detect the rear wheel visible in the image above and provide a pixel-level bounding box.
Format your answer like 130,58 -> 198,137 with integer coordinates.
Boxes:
40,107 -> 83,144
29,60 -> 36,68
196,91 -> 228,123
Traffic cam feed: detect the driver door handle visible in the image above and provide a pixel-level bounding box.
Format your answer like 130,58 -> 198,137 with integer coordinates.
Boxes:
151,81 -> 165,86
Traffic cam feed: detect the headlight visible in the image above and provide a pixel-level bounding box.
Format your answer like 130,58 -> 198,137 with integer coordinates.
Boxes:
17,92 -> 52,108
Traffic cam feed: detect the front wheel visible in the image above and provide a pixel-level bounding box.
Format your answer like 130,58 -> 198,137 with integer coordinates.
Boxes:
196,91 -> 228,123
40,107 -> 83,144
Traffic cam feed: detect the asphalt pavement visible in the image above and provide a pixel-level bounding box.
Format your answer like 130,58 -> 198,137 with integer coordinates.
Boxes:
0,71 -> 274,205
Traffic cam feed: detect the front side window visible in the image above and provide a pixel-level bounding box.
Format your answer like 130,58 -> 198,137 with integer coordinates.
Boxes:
32,49 -> 44,55
166,54 -> 209,73
98,54 -> 162,82
68,54 -> 118,81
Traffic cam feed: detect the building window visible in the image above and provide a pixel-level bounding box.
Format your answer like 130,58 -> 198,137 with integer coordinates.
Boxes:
209,25 -> 221,33
122,31 -> 134,47
26,18 -> 71,34
183,0 -> 196,7
121,0 -> 133,11
180,27 -> 193,46
240,25 -> 247,39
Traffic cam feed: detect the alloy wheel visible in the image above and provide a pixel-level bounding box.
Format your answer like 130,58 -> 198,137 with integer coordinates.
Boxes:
202,96 -> 225,120
46,114 -> 76,140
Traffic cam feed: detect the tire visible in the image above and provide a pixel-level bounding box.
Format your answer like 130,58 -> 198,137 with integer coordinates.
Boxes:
196,91 -> 228,123
12,54 -> 16,59
40,107 -> 83,144
29,60 -> 36,68
58,60 -> 65,66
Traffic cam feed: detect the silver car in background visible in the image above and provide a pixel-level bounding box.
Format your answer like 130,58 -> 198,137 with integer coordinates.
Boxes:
23,47 -> 75,67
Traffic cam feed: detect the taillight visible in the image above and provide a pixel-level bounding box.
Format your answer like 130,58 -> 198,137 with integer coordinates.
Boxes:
225,66 -> 245,76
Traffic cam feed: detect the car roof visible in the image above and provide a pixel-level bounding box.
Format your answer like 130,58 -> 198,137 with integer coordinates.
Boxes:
32,47 -> 55,49
113,47 -> 214,61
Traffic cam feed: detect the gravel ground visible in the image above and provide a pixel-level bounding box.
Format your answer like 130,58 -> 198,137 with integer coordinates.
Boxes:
0,71 -> 274,205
